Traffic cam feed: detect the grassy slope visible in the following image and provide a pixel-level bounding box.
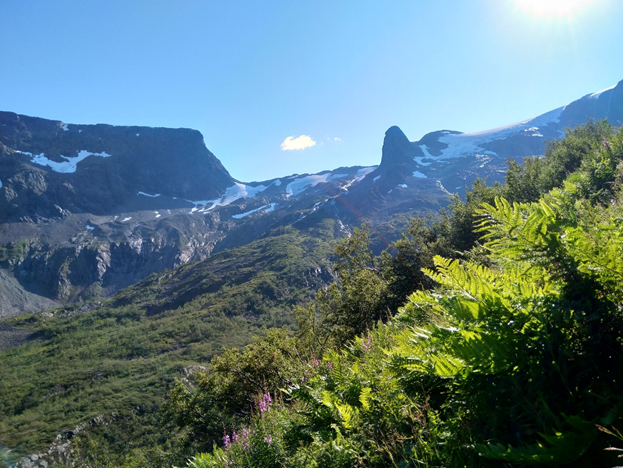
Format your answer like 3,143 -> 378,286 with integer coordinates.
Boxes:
0,221 -> 338,459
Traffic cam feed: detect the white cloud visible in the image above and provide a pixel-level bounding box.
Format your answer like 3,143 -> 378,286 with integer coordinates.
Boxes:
334,137 -> 341,142
281,135 -> 316,151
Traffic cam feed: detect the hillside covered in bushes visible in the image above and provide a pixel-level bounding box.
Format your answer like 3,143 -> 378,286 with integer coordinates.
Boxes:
3,121 -> 623,467
173,121 -> 623,468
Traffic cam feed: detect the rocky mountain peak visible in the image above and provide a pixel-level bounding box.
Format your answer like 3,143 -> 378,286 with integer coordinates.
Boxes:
380,125 -> 416,168
2,79 -> 622,310
0,112 -> 236,221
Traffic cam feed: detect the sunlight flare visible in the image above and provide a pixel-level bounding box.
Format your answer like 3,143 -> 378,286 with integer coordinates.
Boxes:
514,0 -> 596,16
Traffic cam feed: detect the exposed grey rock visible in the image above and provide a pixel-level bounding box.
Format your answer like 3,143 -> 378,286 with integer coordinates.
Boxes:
1,79 -> 621,314
0,268 -> 59,318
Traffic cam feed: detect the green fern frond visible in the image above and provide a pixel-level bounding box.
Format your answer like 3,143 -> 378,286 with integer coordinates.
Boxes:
335,401 -> 357,429
359,387 -> 372,410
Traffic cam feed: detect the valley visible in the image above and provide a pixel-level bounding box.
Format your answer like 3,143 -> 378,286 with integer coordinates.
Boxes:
1,79 -> 623,467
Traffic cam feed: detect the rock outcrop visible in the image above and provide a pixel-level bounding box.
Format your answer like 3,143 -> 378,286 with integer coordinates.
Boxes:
1,79 -> 622,311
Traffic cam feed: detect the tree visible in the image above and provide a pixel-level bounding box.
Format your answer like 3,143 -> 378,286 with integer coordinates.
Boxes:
162,328 -> 305,456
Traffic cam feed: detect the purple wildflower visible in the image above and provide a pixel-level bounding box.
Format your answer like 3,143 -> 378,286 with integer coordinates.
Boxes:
264,434 -> 273,445
259,393 -> 272,413
362,335 -> 371,352
314,359 -> 319,367
223,434 -> 231,450
327,361 -> 333,370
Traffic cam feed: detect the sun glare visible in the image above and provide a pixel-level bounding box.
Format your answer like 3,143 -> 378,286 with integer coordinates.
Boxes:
515,0 -> 596,17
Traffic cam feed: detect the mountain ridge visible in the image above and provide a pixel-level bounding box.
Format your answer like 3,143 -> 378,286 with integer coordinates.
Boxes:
1,79 -> 622,310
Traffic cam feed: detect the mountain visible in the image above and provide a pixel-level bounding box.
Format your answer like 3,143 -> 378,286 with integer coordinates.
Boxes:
1,80 -> 622,311
361,78 -> 623,199
1,80 -> 623,467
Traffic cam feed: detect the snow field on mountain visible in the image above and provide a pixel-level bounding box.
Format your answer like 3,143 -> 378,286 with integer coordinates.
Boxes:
187,183 -> 268,212
285,172 -> 347,197
232,203 -> 277,219
355,166 -> 376,180
590,84 -> 616,99
431,106 -> 565,161
17,150 -> 112,173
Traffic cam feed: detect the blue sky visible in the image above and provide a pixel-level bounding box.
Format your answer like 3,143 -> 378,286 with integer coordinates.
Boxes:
1,1 -> 622,182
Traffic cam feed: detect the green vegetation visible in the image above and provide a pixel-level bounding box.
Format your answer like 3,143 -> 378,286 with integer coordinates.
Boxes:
0,239 -> 31,264
173,121 -> 623,467
0,225 -> 337,466
2,121 -> 623,467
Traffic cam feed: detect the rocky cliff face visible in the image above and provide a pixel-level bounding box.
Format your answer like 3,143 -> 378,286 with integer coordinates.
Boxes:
1,79 -> 622,310
0,111 -> 235,222
0,112 -> 382,304
0,112 -> 238,302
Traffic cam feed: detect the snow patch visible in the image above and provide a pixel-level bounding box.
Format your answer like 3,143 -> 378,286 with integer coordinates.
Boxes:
232,206 -> 264,219
62,124 -> 69,132
0,179 -> 2,188
414,157 -> 432,166
233,205 -> 264,219
398,184 -> 408,188
435,106 -> 564,161
412,171 -> 427,178
418,144 -> 433,158
436,180 -> 452,196
285,173 -> 348,197
137,191 -> 161,198
524,126 -> 543,137
121,217 -> 132,222
187,183 -> 269,212
355,166 -> 377,180
78,129 -> 82,133
273,179 -> 282,186
86,224 -> 95,230
589,84 -> 616,99
373,175 -> 381,182
340,167 -> 377,193
136,133 -> 140,137
17,150 -> 112,173
232,203 -> 278,219
414,145 -> 434,166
